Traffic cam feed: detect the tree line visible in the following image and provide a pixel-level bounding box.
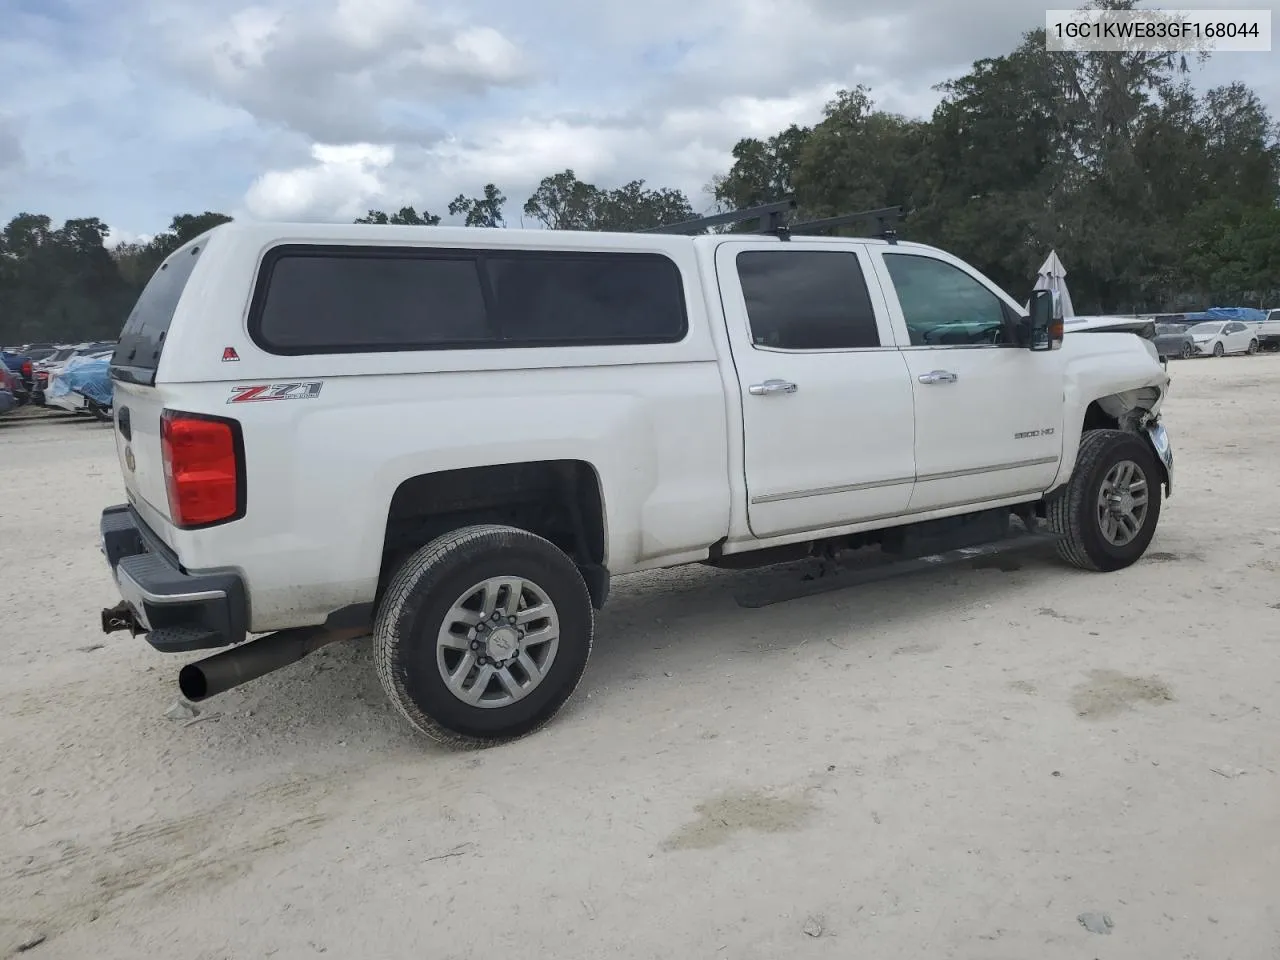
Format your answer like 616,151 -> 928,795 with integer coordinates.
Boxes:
3,19 -> 1277,345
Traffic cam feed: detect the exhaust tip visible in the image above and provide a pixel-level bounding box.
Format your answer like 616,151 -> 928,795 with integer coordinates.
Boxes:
178,664 -> 210,702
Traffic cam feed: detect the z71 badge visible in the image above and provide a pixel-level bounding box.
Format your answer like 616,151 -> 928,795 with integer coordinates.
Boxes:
227,382 -> 324,404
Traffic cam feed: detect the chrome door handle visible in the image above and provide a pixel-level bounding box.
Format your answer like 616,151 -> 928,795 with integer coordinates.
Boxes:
918,370 -> 958,385
748,379 -> 798,396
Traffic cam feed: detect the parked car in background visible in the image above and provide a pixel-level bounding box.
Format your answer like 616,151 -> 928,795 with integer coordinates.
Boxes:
1186,320 -> 1259,357
1258,310 -> 1280,352
1199,306 -> 1267,332
1153,323 -> 1195,360
45,348 -> 115,418
32,344 -> 77,404
0,363 -> 20,415
33,342 -> 116,404
0,349 -> 33,404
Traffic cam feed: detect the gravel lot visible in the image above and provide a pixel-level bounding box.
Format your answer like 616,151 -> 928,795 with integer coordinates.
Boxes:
2,358 -> 1278,960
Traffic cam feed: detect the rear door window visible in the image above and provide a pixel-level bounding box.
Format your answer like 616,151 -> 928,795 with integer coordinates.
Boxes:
112,245 -> 203,385
735,249 -> 881,350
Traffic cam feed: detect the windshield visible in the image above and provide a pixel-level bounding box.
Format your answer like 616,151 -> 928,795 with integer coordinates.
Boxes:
1155,325 -> 1179,335
1188,322 -> 1224,335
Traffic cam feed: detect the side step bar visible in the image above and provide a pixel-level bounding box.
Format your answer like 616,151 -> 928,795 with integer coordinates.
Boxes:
734,531 -> 1063,609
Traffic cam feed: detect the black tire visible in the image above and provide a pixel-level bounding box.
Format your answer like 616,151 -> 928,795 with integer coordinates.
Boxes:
374,524 -> 593,747
1180,342 -> 1193,360
1213,341 -> 1225,357
1047,429 -> 1163,572
1248,339 -> 1259,356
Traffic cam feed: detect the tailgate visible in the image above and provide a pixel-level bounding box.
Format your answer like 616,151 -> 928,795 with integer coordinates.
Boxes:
112,381 -> 176,544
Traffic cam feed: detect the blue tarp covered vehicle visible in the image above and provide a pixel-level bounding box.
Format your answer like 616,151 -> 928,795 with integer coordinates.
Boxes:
46,354 -> 113,419
1203,306 -> 1268,323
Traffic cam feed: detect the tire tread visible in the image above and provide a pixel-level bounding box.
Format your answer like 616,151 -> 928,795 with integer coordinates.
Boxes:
1047,429 -> 1159,572
373,524 -> 593,749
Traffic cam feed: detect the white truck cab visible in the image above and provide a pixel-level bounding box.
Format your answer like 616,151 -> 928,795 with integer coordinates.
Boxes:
98,201 -> 1173,746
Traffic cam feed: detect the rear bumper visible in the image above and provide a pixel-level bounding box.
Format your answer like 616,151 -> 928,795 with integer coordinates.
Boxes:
100,504 -> 248,652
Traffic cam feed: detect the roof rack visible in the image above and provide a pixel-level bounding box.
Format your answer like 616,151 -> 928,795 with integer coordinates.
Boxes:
638,199 -> 797,236
788,206 -> 902,244
636,197 -> 903,243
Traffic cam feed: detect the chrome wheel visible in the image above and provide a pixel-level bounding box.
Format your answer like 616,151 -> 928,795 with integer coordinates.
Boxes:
1248,340 -> 1259,355
1180,342 -> 1193,359
436,576 -> 560,709
1096,460 -> 1149,547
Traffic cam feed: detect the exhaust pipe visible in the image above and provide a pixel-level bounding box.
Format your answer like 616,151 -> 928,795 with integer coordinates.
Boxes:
178,626 -> 363,702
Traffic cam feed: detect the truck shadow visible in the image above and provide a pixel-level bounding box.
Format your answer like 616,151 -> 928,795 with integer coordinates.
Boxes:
581,547 -> 1063,695
147,547 -> 1067,759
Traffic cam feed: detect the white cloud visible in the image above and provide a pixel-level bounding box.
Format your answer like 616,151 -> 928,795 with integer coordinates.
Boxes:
243,142 -> 395,220
0,0 -> 1276,235
151,0 -> 534,144
104,228 -> 155,249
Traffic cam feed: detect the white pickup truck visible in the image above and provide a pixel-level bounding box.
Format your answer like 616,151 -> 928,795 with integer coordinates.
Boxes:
98,202 -> 1173,746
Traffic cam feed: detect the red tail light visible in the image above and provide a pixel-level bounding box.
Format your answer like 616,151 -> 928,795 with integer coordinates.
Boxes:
21,360 -> 32,378
160,410 -> 245,528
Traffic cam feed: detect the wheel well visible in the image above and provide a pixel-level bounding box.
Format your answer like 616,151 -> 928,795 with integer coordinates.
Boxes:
380,461 -> 608,607
1078,393 -> 1169,494
1082,401 -> 1120,433
1084,386 -> 1162,436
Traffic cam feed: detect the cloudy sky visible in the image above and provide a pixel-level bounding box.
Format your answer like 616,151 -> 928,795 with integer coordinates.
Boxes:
1,0 -> 1275,240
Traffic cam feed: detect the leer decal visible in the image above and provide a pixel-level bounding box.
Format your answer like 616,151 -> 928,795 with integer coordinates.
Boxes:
228,381 -> 324,403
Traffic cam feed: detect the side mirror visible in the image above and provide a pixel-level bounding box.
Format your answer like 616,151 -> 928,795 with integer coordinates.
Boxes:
1027,289 -> 1063,351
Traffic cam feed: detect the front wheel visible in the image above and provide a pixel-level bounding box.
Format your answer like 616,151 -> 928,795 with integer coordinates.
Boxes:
1248,339 -> 1259,355
1180,342 -> 1193,360
1047,429 -> 1163,572
1213,341 -> 1225,357
374,524 -> 594,747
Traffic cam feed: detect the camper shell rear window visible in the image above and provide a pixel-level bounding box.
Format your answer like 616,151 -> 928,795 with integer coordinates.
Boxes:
111,245 -> 203,386
247,244 -> 689,354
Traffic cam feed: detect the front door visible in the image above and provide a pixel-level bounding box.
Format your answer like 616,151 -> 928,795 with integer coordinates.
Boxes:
868,248 -> 1065,513
715,241 -> 917,539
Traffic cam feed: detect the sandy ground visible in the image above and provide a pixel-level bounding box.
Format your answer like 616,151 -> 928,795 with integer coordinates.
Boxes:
2,358 -> 1278,960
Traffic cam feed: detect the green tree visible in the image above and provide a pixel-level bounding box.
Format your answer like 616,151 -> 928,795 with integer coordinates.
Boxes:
595,180 -> 695,231
449,184 -> 507,228
354,206 -> 442,225
792,87 -> 931,221
711,124 -> 811,213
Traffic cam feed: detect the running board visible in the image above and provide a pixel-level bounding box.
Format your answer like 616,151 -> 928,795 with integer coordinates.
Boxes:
733,531 -> 1063,609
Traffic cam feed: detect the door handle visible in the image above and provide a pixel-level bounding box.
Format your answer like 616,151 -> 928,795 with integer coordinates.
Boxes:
748,379 -> 798,396
918,370 -> 958,385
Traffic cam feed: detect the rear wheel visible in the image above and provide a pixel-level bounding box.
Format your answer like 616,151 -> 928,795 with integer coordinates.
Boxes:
374,524 -> 593,747
1248,339 -> 1259,355
1047,429 -> 1162,572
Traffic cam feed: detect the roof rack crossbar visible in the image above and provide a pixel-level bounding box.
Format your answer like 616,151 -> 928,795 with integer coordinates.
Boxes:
638,199 -> 798,235
787,206 -> 903,244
